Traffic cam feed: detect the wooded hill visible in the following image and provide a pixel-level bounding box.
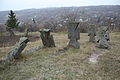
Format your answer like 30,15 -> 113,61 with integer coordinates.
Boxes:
0,5 -> 120,32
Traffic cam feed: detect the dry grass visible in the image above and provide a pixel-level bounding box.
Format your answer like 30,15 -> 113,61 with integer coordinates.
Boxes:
0,32 -> 40,47
0,32 -> 120,80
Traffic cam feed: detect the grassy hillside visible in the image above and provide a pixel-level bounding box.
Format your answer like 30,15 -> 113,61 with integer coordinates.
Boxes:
0,32 -> 120,80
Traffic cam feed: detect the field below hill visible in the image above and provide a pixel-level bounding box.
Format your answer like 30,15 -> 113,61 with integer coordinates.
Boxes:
0,32 -> 120,80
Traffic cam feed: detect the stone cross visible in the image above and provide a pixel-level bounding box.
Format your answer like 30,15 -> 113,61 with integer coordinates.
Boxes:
67,22 -> 80,49
6,37 -> 29,60
39,29 -> 55,47
98,27 -> 110,49
88,24 -> 96,42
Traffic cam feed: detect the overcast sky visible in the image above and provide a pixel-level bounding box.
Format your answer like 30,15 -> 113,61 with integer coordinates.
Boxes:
1,0 -> 120,11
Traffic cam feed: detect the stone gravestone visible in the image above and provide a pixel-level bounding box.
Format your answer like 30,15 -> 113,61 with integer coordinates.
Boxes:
39,29 -> 55,47
97,27 -> 110,42
88,24 -> 96,42
67,22 -> 80,49
6,37 -> 29,60
98,27 -> 110,49
24,28 -> 29,37
104,27 -> 110,41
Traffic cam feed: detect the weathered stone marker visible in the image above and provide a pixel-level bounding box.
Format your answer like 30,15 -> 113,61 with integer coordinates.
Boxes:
24,28 -> 29,37
88,24 -> 96,42
67,22 -> 80,49
98,27 -> 110,49
104,27 -> 110,41
39,29 -> 55,47
6,37 -> 29,60
97,27 -> 110,42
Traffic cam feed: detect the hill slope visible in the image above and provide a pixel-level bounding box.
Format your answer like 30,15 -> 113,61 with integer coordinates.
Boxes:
0,5 -> 120,24
0,32 -> 120,80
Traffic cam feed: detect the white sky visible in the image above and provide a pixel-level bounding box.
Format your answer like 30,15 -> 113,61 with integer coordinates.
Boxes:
0,0 -> 120,11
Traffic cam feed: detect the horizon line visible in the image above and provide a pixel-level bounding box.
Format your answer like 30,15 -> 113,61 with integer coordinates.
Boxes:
0,4 -> 119,12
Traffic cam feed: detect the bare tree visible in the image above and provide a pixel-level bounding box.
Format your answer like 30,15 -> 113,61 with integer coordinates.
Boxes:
61,7 -> 81,22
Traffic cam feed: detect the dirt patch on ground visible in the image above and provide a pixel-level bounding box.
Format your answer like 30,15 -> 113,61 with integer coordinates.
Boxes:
0,35 -> 40,47
89,50 -> 109,63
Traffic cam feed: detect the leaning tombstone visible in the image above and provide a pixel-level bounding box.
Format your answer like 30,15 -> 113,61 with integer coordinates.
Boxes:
98,27 -> 110,49
88,24 -> 96,42
39,29 -> 55,47
67,21 -> 80,49
6,37 -> 29,61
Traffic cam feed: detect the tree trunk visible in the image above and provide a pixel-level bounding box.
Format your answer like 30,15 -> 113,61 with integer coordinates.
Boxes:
7,28 -> 15,37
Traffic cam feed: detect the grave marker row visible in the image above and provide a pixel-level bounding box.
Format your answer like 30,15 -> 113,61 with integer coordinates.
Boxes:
4,23 -> 110,61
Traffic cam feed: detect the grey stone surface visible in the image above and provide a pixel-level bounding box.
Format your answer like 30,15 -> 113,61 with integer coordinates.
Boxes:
24,28 -> 29,37
39,29 -> 55,47
104,27 -> 110,41
97,27 -> 110,42
6,37 -> 29,60
22,46 -> 42,54
88,24 -> 96,42
67,22 -> 80,49
98,27 -> 110,49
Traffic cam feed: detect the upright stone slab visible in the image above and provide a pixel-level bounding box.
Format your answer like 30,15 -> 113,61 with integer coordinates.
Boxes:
24,28 -> 29,37
97,26 -> 110,42
67,22 -> 80,49
88,24 -> 96,42
104,27 -> 110,41
39,29 -> 55,47
6,37 -> 29,60
98,27 -> 110,49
